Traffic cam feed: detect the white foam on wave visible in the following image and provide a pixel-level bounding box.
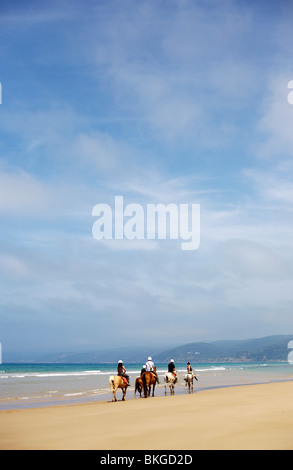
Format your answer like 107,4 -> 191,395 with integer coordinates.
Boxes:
2,370 -> 103,379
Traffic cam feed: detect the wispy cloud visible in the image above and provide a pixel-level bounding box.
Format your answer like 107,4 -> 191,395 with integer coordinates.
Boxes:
1,0 -> 293,354
257,74 -> 293,159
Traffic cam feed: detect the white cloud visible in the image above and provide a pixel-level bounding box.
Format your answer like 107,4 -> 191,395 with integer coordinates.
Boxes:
244,165 -> 293,206
0,254 -> 30,280
0,164 -> 96,220
2,0 -> 293,353
83,0 -> 261,145
218,239 -> 292,281
257,74 -> 293,159
0,167 -> 54,215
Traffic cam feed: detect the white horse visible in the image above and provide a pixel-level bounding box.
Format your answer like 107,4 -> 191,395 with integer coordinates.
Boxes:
164,372 -> 177,396
184,373 -> 198,393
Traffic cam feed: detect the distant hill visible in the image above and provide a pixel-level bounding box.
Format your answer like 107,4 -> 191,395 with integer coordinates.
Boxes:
155,335 -> 293,363
27,346 -> 163,364
10,335 -> 293,363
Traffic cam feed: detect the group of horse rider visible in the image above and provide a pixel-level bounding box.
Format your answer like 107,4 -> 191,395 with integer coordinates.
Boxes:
117,357 -> 196,386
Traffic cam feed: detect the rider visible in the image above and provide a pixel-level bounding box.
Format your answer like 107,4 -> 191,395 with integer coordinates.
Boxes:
168,359 -> 178,383
141,365 -> 147,375
146,356 -> 160,384
117,360 -> 130,386
187,362 -> 198,381
146,356 -> 154,372
187,362 -> 193,375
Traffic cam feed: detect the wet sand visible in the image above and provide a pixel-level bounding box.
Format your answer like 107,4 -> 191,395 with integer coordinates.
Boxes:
0,381 -> 293,450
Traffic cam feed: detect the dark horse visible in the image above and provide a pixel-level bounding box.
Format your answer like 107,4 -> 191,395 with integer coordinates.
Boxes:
142,368 -> 157,398
134,377 -> 143,398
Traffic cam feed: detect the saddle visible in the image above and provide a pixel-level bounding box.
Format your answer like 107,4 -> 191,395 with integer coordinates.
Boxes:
142,371 -> 156,378
121,377 -> 128,385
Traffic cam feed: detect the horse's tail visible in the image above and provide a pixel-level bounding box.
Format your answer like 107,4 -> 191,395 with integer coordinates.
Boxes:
134,378 -> 140,396
142,372 -> 148,398
109,375 -> 115,391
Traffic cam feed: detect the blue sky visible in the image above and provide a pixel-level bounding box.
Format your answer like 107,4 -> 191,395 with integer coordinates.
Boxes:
0,0 -> 293,359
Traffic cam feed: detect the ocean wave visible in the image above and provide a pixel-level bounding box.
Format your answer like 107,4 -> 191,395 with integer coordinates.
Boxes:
0,370 -> 103,379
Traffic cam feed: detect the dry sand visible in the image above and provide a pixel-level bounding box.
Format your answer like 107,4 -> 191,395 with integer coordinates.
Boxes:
1,381 -> 293,450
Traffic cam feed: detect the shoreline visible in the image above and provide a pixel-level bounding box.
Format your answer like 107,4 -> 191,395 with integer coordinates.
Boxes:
1,361 -> 292,411
1,375 -> 293,412
1,380 -> 293,450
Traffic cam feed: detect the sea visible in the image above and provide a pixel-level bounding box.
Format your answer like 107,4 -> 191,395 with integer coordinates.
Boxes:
0,362 -> 292,410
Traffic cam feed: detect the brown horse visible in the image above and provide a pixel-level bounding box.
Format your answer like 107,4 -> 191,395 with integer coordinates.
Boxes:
142,369 -> 157,398
109,375 -> 128,402
134,377 -> 143,398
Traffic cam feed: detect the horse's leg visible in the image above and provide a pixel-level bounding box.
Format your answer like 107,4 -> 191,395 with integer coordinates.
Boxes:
144,381 -> 148,398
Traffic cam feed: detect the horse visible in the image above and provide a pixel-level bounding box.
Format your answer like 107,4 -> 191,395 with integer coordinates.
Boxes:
134,377 -> 143,398
164,372 -> 177,396
184,373 -> 198,394
142,369 -> 157,398
109,375 -> 129,402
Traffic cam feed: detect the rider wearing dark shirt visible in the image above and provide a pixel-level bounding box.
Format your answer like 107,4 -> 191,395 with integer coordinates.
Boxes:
168,359 -> 178,383
117,361 -> 130,386
168,360 -> 176,373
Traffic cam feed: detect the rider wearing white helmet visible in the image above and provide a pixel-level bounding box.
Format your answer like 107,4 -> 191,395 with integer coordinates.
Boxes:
145,356 -> 160,383
168,359 -> 178,383
146,357 -> 154,372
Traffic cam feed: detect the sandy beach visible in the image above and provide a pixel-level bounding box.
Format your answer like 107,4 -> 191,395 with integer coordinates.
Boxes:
0,381 -> 293,450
